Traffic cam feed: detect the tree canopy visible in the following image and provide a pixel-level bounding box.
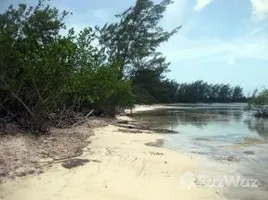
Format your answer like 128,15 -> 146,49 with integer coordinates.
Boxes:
175,81 -> 246,103
97,0 -> 180,77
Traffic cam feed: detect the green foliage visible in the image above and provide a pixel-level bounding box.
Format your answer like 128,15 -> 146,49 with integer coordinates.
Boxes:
132,67 -> 178,104
232,86 -> 244,101
88,64 -> 135,115
176,81 -> 246,103
97,0 -> 181,103
0,1 -> 76,131
248,89 -> 268,118
97,0 -> 180,78
0,1 -> 134,132
250,89 -> 268,106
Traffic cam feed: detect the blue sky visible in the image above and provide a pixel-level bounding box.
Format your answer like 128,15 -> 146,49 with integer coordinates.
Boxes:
1,0 -> 268,94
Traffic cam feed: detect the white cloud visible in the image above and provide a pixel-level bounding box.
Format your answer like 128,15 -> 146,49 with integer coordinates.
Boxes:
160,32 -> 268,66
250,0 -> 268,20
193,0 -> 213,11
162,0 -> 189,28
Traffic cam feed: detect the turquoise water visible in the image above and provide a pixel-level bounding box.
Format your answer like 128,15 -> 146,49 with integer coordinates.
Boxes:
133,103 -> 268,200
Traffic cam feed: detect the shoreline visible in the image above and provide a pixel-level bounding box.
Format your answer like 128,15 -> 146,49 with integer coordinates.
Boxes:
0,112 -> 220,200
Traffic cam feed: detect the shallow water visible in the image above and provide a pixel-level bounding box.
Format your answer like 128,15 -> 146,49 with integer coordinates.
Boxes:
133,103 -> 268,200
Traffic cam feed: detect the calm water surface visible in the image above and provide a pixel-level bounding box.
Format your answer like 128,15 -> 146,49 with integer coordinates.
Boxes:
133,103 -> 268,200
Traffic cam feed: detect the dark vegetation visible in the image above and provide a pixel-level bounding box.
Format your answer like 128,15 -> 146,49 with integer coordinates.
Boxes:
173,81 -> 246,103
248,89 -> 268,118
0,0 -> 247,133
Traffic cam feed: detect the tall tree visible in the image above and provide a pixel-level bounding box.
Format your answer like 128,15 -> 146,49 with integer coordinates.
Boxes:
96,0 -> 181,103
96,0 -> 181,78
218,84 -> 231,102
232,86 -> 244,102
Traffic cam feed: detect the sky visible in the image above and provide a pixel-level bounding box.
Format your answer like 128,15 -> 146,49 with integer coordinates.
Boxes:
1,0 -> 268,94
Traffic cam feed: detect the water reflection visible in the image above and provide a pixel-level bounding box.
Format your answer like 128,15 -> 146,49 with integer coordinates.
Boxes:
134,104 -> 268,138
134,105 -> 244,129
244,119 -> 268,140
133,104 -> 268,200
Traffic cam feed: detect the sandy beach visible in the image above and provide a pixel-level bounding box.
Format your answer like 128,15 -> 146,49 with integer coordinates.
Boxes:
132,104 -> 170,112
0,115 -> 219,200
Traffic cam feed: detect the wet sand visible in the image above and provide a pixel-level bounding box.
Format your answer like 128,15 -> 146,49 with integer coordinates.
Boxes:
0,117 -> 220,200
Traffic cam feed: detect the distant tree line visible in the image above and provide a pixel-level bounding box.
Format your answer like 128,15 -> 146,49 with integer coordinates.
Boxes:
176,81 -> 246,103
133,79 -> 246,104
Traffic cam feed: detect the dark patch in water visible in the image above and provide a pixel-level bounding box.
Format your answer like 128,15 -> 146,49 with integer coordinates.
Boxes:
243,151 -> 255,155
214,155 -> 240,162
195,137 -> 211,141
190,151 -> 208,155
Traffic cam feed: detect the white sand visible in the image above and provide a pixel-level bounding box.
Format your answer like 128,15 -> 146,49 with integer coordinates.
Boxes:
0,123 -> 219,200
133,104 -> 169,112
123,104 -> 171,114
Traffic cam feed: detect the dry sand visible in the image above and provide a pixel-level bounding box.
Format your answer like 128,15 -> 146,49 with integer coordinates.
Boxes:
0,116 -> 219,200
